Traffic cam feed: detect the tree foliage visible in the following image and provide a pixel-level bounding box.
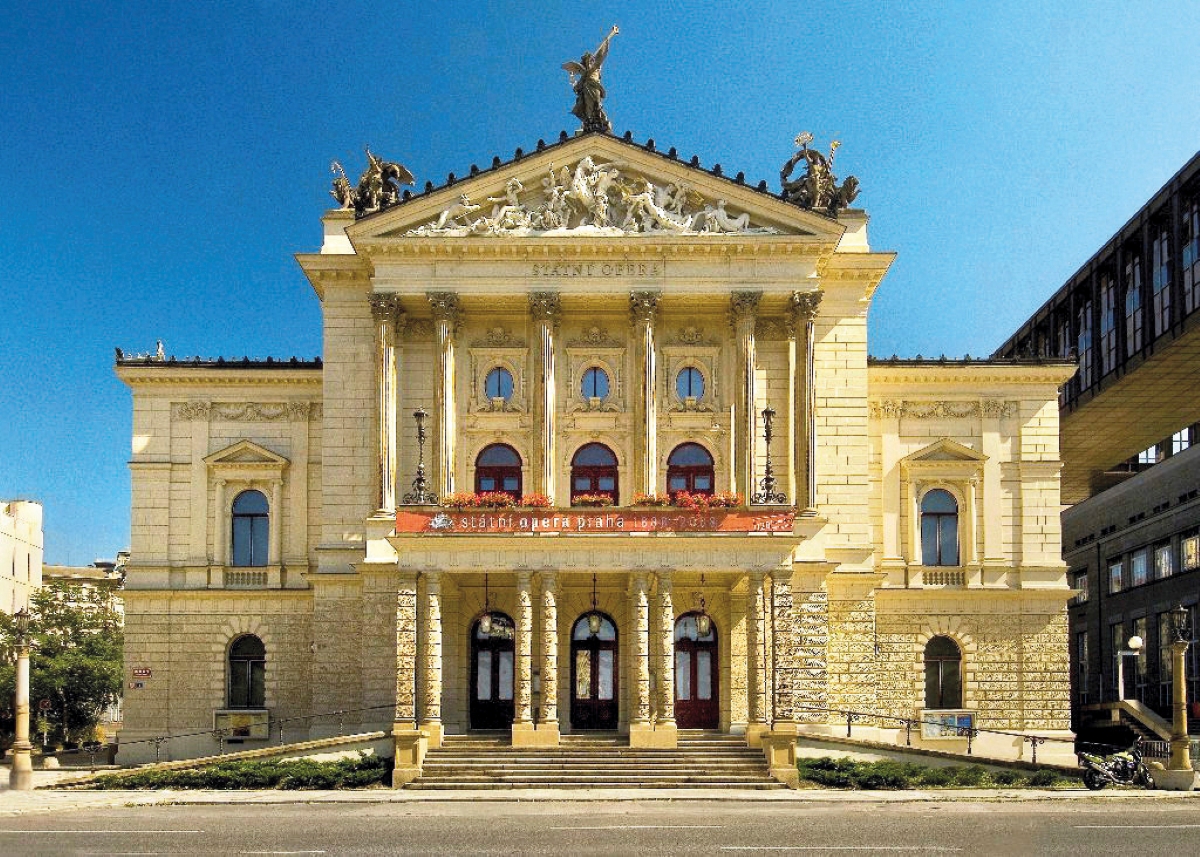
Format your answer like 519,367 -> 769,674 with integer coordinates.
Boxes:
1,581 -> 123,747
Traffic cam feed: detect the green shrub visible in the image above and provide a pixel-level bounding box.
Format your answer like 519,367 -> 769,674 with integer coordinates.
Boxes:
795,757 -> 1078,790
88,752 -> 391,790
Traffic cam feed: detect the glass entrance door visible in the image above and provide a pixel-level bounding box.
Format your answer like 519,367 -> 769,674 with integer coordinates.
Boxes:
570,612 -> 618,730
470,612 -> 515,730
674,612 -> 718,729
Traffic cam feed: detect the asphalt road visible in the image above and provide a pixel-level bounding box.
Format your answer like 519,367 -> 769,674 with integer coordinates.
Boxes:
2,799 -> 1199,856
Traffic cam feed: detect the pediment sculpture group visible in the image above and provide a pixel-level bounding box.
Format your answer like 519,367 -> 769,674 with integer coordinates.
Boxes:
326,29 -> 860,225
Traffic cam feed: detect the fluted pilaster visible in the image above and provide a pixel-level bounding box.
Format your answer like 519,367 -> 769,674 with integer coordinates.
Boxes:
631,291 -> 661,495
371,294 -> 402,513
790,290 -> 822,511
530,293 -> 561,503
731,291 -> 761,499
428,292 -> 460,498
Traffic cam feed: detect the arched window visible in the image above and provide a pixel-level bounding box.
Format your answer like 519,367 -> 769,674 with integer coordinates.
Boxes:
484,366 -> 514,402
231,490 -> 269,567
571,443 -> 618,505
675,366 -> 705,401
667,443 -> 715,496
475,444 -> 522,497
228,634 -> 265,709
581,366 -> 611,400
920,489 -> 959,566
924,636 -> 962,710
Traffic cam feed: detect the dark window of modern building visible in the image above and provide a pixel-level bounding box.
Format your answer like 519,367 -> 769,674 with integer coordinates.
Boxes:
1076,298 -> 1094,390
920,489 -> 959,566
1183,195 -> 1200,315
1124,250 -> 1145,356
1071,570 -> 1089,604
1076,630 -> 1090,707
484,366 -> 514,402
923,636 -> 962,710
1055,312 -> 1071,358
666,442 -> 715,495
581,366 -> 611,400
570,443 -> 619,505
475,444 -> 522,497
1158,612 -> 1174,710
1188,605 -> 1200,705
1107,559 -> 1123,594
675,366 -> 705,401
1152,223 -> 1172,335
1099,272 -> 1118,375
231,490 -> 269,567
1154,542 -> 1174,580
228,634 -> 266,709
1182,531 -> 1200,572
1131,548 -> 1149,587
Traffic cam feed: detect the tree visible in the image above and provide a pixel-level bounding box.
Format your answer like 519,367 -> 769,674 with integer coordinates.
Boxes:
0,581 -> 123,748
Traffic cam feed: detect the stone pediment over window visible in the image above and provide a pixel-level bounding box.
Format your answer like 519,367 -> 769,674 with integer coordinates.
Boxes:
204,440 -> 290,475
348,135 -> 847,242
900,439 -> 985,481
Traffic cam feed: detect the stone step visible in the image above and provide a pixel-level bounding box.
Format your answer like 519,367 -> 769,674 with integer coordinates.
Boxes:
407,781 -> 787,790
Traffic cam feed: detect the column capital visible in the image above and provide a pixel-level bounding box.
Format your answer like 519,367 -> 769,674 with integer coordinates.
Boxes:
730,290 -> 763,322
529,291 -> 562,324
370,293 -> 403,321
426,291 -> 461,325
789,289 -> 823,326
629,290 -> 661,326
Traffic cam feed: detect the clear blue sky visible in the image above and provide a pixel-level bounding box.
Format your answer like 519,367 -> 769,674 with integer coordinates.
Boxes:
2,1 -> 1197,563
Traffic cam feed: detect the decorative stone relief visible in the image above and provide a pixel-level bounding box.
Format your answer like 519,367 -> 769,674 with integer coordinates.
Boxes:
755,317 -> 792,341
470,326 -> 525,348
407,157 -> 780,237
868,400 -> 1016,420
401,319 -> 435,341
568,325 -> 620,347
173,401 -> 321,421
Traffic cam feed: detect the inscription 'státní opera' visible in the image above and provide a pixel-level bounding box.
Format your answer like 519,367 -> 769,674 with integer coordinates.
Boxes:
115,59 -> 1078,780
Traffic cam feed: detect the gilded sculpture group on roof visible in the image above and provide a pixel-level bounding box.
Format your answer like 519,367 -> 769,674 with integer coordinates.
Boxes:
328,29 -> 862,223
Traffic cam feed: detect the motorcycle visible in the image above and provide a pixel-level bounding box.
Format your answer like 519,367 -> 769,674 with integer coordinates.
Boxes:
1077,737 -> 1154,790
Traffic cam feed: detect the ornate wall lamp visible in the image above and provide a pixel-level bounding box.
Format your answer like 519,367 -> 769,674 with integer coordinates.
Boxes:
587,572 -> 603,635
403,408 -> 438,505
751,405 -> 787,505
479,572 -> 493,637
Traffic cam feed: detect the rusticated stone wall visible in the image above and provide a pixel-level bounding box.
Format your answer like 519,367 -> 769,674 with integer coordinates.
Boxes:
824,575 -> 878,721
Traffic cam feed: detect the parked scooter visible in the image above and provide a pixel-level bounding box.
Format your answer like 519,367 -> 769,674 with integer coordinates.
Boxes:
1077,737 -> 1154,790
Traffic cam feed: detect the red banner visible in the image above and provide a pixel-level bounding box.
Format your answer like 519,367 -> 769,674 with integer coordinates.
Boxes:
395,508 -> 795,535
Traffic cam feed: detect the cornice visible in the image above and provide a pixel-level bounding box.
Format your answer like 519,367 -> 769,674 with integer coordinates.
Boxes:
350,234 -> 840,260
116,365 -> 323,387
868,360 -> 1077,386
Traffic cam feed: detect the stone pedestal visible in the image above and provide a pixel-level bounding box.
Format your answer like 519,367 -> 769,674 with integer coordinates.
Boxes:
511,721 -> 561,747
1154,768 -> 1197,791
390,724 -> 428,787
745,722 -> 770,748
629,721 -> 678,749
761,726 -> 799,788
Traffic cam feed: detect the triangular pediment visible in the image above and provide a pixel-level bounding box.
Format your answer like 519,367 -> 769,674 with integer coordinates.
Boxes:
346,133 -> 846,243
902,438 -> 987,465
204,440 -> 290,468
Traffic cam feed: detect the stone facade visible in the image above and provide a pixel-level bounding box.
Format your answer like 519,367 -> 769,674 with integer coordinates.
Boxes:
116,132 -> 1077,769
1,500 -> 42,615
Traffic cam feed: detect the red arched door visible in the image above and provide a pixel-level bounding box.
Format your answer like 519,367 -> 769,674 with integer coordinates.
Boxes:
571,612 -> 618,730
675,612 -> 718,729
470,612 -> 515,730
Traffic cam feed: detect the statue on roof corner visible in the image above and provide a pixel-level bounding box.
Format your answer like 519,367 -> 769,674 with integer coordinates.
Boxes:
563,25 -> 619,133
780,132 -> 860,216
330,149 -> 415,218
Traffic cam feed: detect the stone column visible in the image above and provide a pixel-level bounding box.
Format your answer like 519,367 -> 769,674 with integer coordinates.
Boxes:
371,294 -> 401,514
421,570 -> 444,747
791,291 -> 822,511
631,291 -> 661,496
655,571 -> 678,742
540,571 -> 560,740
530,293 -> 561,504
268,481 -> 283,566
731,292 -> 761,500
391,569 -> 426,786
428,292 -> 460,498
746,570 -> 768,745
629,572 -> 665,746
511,570 -> 554,745
213,478 -> 227,565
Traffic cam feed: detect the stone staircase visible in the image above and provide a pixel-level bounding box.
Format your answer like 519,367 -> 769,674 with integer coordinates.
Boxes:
406,729 -> 786,789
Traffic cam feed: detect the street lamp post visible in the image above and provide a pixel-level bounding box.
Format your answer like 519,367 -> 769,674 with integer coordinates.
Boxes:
8,607 -> 33,790
1168,605 -> 1193,774
1116,634 -> 1143,701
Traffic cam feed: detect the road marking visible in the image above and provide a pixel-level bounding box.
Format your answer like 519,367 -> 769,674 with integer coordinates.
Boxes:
721,848 -> 961,853
549,820 -> 720,825
0,825 -> 201,830
1074,824 -> 1200,829
241,852 -> 327,855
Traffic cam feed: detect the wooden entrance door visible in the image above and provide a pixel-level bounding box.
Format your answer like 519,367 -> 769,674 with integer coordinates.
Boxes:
470,612 -> 515,730
570,612 -> 618,730
674,612 -> 718,729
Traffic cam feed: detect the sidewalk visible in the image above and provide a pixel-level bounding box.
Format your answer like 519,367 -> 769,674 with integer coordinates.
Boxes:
3,784 -> 1198,816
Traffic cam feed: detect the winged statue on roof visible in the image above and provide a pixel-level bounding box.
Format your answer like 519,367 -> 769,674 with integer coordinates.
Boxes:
563,26 -> 619,133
